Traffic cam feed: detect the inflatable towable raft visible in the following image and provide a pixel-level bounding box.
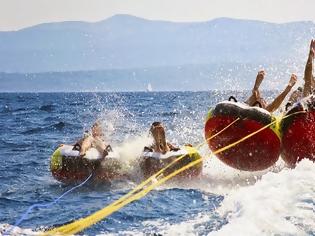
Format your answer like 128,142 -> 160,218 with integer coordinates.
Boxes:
205,98 -> 281,171
50,145 -> 125,184
281,95 -> 315,166
140,146 -> 202,179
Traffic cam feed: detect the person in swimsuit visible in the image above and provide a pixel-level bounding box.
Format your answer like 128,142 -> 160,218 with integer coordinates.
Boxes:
72,121 -> 111,158
144,122 -> 179,154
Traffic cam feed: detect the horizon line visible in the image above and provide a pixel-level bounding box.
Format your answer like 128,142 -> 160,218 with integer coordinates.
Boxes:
0,89 -> 282,93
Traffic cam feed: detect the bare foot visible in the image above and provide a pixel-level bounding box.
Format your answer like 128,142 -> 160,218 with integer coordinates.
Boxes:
288,74 -> 297,88
253,70 -> 265,90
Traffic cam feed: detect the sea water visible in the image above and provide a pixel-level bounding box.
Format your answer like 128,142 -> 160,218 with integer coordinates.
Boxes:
0,92 -> 314,235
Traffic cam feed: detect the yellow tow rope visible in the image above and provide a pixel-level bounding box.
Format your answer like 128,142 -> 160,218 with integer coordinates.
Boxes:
43,118 -> 239,235
43,112 -> 303,235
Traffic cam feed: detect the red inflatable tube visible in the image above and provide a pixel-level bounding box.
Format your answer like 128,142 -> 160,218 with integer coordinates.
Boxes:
205,101 -> 281,171
281,95 -> 315,166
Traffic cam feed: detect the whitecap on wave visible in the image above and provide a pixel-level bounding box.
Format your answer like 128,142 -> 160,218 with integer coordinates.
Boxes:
213,159 -> 315,236
0,223 -> 39,236
114,159 -> 315,236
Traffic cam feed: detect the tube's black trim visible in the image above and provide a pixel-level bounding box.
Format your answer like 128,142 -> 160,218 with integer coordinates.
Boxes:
211,101 -> 272,126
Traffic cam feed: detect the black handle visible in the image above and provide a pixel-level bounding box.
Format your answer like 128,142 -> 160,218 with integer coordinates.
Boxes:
228,96 -> 238,102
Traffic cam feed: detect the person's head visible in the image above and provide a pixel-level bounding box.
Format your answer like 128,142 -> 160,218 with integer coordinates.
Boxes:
91,121 -> 103,138
150,122 -> 168,154
297,86 -> 303,92
150,121 -> 163,131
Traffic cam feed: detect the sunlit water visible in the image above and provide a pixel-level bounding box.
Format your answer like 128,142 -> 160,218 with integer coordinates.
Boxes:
0,92 -> 314,235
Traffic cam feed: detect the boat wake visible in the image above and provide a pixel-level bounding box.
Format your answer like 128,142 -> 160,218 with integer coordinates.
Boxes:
130,159 -> 315,236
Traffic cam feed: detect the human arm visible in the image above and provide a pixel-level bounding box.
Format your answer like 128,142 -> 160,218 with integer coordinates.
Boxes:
167,142 -> 180,151
245,70 -> 265,106
303,40 -> 315,97
79,136 -> 94,156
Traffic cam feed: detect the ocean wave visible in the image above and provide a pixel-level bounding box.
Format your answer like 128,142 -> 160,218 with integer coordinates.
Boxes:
212,159 -> 315,236
0,223 -> 39,236
0,197 -> 26,205
21,121 -> 73,134
39,104 -> 55,112
0,106 -> 36,114
1,105 -> 11,113
21,127 -> 43,135
50,121 -> 66,130
0,140 -> 31,149
12,108 -> 27,112
161,111 -> 179,117
121,159 -> 315,236
1,92 -> 314,235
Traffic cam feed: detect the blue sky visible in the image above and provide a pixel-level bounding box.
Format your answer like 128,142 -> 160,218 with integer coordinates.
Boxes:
1,0 -> 315,30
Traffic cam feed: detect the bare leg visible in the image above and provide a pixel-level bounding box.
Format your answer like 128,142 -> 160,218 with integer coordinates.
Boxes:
92,137 -> 107,155
246,70 -> 265,106
266,74 -> 297,112
91,121 -> 104,138
246,90 -> 258,106
79,136 -> 94,156
253,70 -> 265,90
90,121 -> 109,157
303,40 -> 315,97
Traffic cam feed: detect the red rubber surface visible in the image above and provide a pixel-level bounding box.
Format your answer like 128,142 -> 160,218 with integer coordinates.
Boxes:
281,111 -> 315,166
205,116 -> 280,171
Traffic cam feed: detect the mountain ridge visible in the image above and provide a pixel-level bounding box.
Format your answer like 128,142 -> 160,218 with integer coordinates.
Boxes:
4,14 -> 314,33
0,14 -> 313,73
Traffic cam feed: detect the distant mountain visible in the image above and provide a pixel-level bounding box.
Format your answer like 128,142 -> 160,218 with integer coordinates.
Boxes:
0,14 -> 314,73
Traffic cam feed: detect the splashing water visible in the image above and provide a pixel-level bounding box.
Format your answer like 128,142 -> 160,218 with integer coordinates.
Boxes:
212,159 -> 315,235
0,92 -> 314,235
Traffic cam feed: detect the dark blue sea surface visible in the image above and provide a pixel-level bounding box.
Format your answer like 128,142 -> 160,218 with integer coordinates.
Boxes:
0,92 -> 314,236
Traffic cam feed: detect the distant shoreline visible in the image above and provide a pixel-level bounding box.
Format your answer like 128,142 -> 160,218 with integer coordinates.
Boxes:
0,90 -> 279,93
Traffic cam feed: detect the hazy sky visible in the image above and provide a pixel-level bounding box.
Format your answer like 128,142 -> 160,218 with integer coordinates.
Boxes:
1,0 -> 315,31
